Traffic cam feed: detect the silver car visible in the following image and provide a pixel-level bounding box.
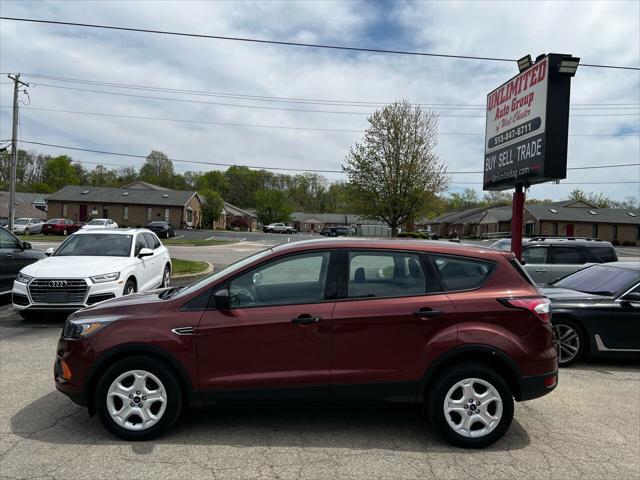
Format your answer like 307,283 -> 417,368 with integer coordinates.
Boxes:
12,218 -> 44,235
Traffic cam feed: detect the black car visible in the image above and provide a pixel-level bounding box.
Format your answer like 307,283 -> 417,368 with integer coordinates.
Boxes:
146,221 -> 176,238
542,262 -> 640,366
0,227 -> 46,295
320,226 -> 353,237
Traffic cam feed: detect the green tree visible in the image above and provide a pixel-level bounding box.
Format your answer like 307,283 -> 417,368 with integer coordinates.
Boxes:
344,101 -> 450,234
255,189 -> 292,225
483,190 -> 512,207
139,150 -> 174,187
200,189 -> 225,228
42,155 -> 82,191
197,170 -> 230,197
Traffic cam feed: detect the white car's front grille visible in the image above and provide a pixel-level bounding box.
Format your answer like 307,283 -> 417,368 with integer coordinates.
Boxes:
28,279 -> 88,304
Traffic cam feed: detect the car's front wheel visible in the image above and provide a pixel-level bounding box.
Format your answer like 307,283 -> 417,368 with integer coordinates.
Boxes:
428,363 -> 514,448
552,318 -> 584,367
123,279 -> 136,295
95,356 -> 183,440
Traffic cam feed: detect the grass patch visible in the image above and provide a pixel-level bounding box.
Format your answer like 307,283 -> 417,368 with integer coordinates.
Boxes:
172,258 -> 210,275
16,234 -> 65,242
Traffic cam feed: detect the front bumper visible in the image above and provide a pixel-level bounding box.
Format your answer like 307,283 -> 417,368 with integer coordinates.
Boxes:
12,278 -> 124,311
54,336 -> 94,407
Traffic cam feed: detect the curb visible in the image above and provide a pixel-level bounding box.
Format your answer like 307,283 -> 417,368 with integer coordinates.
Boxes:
171,261 -> 214,280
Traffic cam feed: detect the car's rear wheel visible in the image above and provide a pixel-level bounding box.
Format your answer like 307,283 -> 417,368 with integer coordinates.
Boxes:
428,363 -> 514,448
161,265 -> 171,288
552,318 -> 584,367
63,228 -> 68,236
95,356 -> 183,441
123,279 -> 136,295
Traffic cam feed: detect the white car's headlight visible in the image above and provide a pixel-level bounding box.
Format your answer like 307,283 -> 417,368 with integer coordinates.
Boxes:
90,272 -> 120,283
16,272 -> 32,284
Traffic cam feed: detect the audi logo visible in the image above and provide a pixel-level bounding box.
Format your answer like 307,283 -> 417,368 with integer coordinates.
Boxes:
48,280 -> 68,288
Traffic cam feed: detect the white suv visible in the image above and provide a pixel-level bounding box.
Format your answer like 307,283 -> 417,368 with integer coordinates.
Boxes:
81,218 -> 118,229
12,229 -> 171,319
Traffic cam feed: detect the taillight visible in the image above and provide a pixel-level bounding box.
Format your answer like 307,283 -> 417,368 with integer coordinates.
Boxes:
499,297 -> 551,323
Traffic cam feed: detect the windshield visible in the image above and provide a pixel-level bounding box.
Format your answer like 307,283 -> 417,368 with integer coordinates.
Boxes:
173,247 -> 273,299
14,219 -> 29,225
54,234 -> 133,257
88,219 -> 106,225
490,239 -> 511,251
554,265 -> 639,296
149,222 -> 166,226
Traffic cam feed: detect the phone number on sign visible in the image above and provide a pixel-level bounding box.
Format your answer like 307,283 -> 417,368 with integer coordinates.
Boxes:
489,118 -> 541,149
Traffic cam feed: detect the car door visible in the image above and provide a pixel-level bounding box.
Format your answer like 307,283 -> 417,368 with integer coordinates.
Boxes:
196,251 -> 336,404
330,250 -> 456,403
133,233 -> 154,290
143,232 -> 164,287
522,245 -> 551,283
0,229 -> 30,293
549,246 -> 586,282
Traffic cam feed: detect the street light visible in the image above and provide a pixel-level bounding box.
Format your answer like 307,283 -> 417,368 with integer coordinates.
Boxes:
517,54 -> 533,72
558,56 -> 580,76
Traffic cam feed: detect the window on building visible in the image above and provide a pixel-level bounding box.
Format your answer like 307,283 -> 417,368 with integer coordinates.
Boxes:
552,223 -> 558,236
525,223 -> 535,236
636,226 -> 640,241
164,208 -> 170,222
62,203 -> 68,217
187,209 -> 193,223
147,207 -> 152,222
612,224 -> 618,240
123,206 -> 129,221
592,224 -> 598,239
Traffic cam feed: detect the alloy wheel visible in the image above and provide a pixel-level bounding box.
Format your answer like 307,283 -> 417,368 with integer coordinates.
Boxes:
106,370 -> 167,431
162,267 -> 171,288
553,323 -> 580,364
443,377 -> 503,438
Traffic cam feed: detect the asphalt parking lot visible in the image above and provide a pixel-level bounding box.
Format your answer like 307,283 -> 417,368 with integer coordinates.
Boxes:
0,297 -> 638,479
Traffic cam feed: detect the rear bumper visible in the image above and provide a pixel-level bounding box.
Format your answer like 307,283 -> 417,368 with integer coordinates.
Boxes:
517,370 -> 558,401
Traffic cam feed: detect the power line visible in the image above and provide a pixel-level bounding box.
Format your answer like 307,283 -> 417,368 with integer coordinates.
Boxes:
21,82 -> 640,117
18,73 -> 640,110
9,105 -> 640,137
12,139 -> 640,180
2,17 -> 639,71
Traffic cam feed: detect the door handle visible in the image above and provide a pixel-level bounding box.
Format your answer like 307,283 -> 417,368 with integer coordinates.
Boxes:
292,314 -> 321,325
5,254 -> 13,258
535,268 -> 547,272
413,307 -> 444,318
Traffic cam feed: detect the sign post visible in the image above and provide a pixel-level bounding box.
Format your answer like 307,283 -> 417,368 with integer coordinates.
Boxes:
483,53 -> 577,259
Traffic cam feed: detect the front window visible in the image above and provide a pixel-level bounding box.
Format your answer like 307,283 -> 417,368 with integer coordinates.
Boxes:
14,219 -> 28,225
88,219 -> 106,226
554,265 -> 639,296
0,228 -> 20,249
347,251 -> 426,298
229,252 -> 330,307
46,219 -> 63,224
54,234 -> 133,257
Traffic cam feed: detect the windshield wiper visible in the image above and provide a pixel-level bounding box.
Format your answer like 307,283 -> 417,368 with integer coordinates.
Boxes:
159,286 -> 185,299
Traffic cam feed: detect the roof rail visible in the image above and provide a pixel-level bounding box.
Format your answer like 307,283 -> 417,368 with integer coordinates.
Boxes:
528,236 -> 603,242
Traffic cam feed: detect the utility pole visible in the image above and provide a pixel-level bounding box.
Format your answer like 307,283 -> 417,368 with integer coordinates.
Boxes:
7,73 -> 28,231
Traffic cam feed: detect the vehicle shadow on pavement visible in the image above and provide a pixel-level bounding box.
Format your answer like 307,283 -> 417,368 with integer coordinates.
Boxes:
11,391 -> 531,453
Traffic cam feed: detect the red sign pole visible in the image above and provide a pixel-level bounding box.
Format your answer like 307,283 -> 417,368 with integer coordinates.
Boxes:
511,184 -> 525,261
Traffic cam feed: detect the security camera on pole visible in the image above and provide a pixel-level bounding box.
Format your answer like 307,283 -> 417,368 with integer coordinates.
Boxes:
7,73 -> 29,232
483,54 -> 579,260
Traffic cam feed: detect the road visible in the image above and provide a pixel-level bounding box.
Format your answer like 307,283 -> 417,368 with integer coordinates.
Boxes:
0,302 -> 638,479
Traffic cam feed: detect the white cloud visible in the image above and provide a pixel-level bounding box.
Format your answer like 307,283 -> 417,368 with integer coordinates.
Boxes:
0,0 -> 638,202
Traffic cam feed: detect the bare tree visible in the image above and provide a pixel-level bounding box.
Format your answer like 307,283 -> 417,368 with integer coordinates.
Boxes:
344,101 -> 450,234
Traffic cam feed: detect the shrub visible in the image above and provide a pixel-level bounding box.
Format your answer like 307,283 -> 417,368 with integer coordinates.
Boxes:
230,217 -> 251,231
622,240 -> 635,246
611,239 -> 620,246
396,232 -> 428,239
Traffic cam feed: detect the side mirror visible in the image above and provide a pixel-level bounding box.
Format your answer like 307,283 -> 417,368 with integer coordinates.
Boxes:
45,247 -> 54,256
252,272 -> 262,285
22,241 -> 32,250
138,247 -> 154,257
621,292 -> 640,303
213,288 -> 230,310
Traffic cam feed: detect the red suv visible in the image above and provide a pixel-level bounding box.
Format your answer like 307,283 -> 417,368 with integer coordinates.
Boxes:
55,239 -> 557,448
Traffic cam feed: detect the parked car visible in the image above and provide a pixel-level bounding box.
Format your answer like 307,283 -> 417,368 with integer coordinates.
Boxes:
146,221 -> 176,238
491,237 -> 617,284
263,223 -> 295,234
542,262 -> 640,366
320,226 -> 353,237
0,227 -> 46,295
12,229 -> 171,318
12,218 -> 44,235
82,218 -> 118,229
42,218 -> 84,236
54,238 -> 557,447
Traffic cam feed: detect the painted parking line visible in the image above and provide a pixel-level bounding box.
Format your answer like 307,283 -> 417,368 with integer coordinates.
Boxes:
240,237 -> 247,241
173,235 -> 184,240
205,235 -> 216,241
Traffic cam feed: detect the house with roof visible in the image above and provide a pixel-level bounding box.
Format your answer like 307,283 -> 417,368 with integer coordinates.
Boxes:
215,202 -> 258,231
46,181 -> 202,228
290,212 -> 383,233
0,191 -> 49,221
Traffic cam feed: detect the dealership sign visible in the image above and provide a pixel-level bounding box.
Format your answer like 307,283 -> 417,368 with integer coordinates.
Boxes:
484,54 -> 573,190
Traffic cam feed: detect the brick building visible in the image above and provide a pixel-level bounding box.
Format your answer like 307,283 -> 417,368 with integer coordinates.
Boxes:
46,181 -> 202,228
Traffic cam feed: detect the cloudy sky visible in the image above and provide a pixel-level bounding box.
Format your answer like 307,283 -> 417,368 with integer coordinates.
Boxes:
1,0 -> 638,201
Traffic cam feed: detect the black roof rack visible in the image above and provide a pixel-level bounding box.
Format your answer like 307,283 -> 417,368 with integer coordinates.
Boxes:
527,236 -> 603,242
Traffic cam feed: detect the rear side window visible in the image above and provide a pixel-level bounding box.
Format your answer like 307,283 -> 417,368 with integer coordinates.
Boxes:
134,234 -> 148,255
522,246 -> 548,264
551,246 -> 584,264
347,251 -> 427,298
583,246 -> 617,263
143,232 -> 161,249
431,255 -> 496,291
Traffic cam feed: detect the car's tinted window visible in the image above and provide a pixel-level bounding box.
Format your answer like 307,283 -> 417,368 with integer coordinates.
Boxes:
522,246 -> 548,264
583,246 -> 617,263
46,219 -> 63,224
432,255 -> 496,291
229,252 -> 330,307
0,228 -> 20,249
347,251 -> 426,298
143,232 -> 161,249
14,219 -> 28,225
135,234 -> 149,255
551,246 -> 583,264
55,234 -> 133,257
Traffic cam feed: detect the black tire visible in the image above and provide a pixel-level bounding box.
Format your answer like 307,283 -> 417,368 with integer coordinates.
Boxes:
552,317 -> 585,367
123,278 -> 136,295
18,310 -> 37,321
95,356 -> 183,441
428,363 -> 514,448
161,264 -> 171,288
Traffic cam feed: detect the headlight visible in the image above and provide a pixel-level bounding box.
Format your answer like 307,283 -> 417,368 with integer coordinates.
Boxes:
90,272 -> 120,283
16,272 -> 32,284
63,317 -> 116,339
